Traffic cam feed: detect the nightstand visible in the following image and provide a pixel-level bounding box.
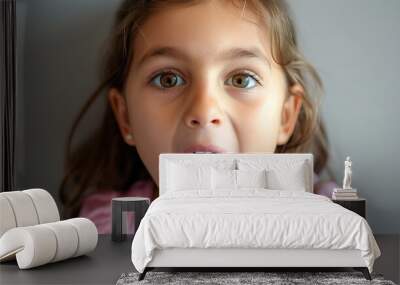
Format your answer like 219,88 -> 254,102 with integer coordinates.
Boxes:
111,197 -> 150,242
332,198 -> 366,218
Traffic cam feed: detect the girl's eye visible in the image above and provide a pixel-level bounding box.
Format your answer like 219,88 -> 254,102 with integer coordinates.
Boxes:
149,71 -> 185,89
225,72 -> 260,89
149,70 -> 261,90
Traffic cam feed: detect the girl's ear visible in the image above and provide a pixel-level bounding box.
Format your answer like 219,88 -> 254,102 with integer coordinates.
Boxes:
108,88 -> 135,146
276,83 -> 304,145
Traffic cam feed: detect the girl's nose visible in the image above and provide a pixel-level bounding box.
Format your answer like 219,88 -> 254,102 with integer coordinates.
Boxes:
183,91 -> 223,129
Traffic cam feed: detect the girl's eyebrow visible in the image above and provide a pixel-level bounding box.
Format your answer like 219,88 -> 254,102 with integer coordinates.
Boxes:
135,46 -> 271,69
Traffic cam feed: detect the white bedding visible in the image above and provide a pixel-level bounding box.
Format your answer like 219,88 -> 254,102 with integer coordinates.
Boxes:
131,189 -> 381,273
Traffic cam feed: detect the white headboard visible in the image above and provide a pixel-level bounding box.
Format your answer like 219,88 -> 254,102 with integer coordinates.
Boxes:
159,153 -> 314,195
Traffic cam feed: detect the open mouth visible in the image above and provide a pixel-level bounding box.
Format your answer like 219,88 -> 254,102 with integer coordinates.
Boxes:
183,144 -> 226,154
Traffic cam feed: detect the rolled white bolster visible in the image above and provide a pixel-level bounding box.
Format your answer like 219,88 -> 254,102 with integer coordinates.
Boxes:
42,221 -> 79,262
65,218 -> 98,257
0,218 -> 98,269
23,188 -> 60,224
0,191 -> 39,227
0,226 -> 57,269
0,195 -> 17,237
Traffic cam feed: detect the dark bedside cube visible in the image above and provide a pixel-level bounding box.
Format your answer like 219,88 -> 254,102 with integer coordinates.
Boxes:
332,198 -> 366,218
111,197 -> 150,242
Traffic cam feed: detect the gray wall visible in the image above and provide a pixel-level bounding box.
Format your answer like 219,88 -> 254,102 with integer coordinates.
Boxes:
288,0 -> 400,233
16,0 -> 120,204
16,0 -> 400,233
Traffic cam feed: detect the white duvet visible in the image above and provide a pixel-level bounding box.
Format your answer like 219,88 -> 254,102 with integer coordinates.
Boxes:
131,189 -> 381,273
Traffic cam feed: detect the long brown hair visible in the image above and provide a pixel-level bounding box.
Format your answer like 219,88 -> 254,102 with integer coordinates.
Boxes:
60,0 -> 331,218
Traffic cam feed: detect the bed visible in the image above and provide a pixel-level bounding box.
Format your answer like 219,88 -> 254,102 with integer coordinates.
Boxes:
131,153 -> 381,281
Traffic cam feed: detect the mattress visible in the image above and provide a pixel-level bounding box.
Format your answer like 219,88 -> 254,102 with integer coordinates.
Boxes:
131,189 -> 381,273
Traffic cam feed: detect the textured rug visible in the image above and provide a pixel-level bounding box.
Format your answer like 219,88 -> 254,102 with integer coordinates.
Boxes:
116,271 -> 396,285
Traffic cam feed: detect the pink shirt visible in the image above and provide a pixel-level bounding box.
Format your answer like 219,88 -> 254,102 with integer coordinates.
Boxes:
79,176 -> 337,234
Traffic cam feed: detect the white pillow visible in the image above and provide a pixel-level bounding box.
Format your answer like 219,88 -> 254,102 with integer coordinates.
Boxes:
266,162 -> 307,191
237,158 -> 310,191
167,163 -> 212,191
212,168 -> 237,190
236,169 -> 267,188
212,168 -> 268,190
167,159 -> 236,170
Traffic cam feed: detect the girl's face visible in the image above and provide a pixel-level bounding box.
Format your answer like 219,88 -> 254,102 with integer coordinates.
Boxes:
109,0 -> 303,185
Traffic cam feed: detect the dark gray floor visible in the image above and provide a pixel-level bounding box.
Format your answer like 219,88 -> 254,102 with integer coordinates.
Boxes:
0,234 -> 398,285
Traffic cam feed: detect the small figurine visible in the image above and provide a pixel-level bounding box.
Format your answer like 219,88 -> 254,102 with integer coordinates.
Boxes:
342,156 -> 352,189
332,156 -> 358,200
